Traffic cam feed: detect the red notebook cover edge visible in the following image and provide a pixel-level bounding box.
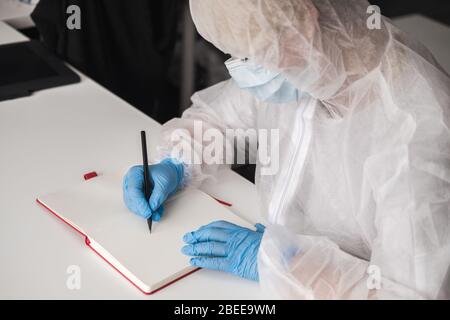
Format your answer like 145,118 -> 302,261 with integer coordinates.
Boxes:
36,198 -> 86,238
35,198 -> 201,295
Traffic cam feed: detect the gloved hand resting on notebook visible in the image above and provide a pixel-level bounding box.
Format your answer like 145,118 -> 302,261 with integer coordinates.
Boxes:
123,158 -> 184,221
182,221 -> 265,281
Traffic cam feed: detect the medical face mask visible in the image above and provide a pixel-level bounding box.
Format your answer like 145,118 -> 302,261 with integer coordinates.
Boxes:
225,57 -> 299,104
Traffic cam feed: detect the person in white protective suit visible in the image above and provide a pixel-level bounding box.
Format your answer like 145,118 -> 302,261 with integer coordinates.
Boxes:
123,0 -> 450,299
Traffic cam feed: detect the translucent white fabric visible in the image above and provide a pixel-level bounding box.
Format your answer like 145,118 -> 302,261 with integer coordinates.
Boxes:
156,0 -> 450,299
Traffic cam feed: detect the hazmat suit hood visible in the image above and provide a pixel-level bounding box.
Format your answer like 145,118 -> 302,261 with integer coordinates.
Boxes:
189,0 -> 444,118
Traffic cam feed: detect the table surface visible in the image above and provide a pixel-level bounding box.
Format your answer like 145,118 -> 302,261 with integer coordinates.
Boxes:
0,0 -> 36,29
0,21 -> 266,299
1,14 -> 450,299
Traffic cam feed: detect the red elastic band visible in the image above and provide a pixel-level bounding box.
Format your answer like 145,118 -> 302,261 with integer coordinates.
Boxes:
83,171 -> 98,181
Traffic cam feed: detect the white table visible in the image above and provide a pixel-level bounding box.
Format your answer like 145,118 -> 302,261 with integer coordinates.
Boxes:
0,21 -> 265,299
0,0 -> 36,30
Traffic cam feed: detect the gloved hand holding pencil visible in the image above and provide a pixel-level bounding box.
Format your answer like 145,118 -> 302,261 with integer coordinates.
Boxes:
123,158 -> 184,221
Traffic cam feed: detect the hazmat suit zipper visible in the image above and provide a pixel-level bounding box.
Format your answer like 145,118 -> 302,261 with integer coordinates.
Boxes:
270,98 -> 316,224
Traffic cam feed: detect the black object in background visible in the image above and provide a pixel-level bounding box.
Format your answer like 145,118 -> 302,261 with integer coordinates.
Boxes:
31,0 -> 181,124
370,0 -> 450,26
0,40 -> 80,101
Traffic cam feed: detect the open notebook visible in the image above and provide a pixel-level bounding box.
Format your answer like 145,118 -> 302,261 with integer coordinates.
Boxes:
36,172 -> 252,294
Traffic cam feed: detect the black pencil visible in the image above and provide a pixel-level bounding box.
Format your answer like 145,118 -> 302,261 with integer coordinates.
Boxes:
141,130 -> 153,234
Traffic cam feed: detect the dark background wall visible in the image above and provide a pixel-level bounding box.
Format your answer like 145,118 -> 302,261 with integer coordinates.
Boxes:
372,0 -> 450,25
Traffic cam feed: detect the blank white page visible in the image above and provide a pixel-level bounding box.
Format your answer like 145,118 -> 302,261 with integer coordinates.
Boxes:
38,173 -> 252,293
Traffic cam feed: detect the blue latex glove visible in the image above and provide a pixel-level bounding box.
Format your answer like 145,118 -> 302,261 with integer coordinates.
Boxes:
182,220 -> 265,281
123,158 -> 184,221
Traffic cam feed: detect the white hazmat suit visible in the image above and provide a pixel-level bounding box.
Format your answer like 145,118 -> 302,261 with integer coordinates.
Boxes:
155,0 -> 450,299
